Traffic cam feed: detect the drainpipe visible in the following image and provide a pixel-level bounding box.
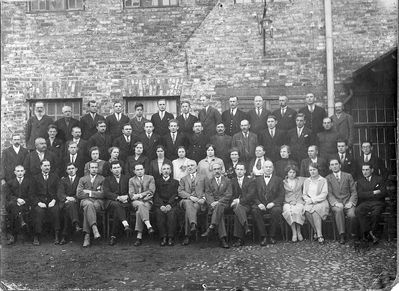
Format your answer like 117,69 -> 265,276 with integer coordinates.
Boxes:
324,0 -> 335,116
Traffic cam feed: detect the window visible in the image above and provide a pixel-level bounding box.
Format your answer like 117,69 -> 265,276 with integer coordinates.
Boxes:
123,0 -> 178,8
28,99 -> 82,120
124,97 -> 180,120
28,0 -> 84,12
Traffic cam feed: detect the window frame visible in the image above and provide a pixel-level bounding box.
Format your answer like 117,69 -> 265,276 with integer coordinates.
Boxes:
123,0 -> 179,9
27,98 -> 82,121
27,0 -> 85,13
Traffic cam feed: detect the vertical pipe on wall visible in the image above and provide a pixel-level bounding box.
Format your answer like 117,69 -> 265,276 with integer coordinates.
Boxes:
324,0 -> 335,115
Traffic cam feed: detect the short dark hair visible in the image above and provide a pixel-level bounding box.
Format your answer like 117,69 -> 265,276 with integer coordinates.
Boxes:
337,139 -> 348,145
329,158 -> 341,165
40,159 -> 51,166
110,160 -> 121,168
205,143 -> 215,151
361,162 -> 373,169
134,163 -> 144,170
267,115 -> 277,121
284,163 -> 298,176
235,162 -> 246,169
97,120 -> 106,126
89,146 -> 100,155
87,100 -> 96,107
135,103 -> 144,110
66,162 -> 77,169
361,140 -> 373,147
48,124 -> 58,131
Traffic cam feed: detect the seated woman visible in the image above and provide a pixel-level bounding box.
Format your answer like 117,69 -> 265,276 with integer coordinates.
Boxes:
149,145 -> 172,181
274,145 -> 298,179
172,146 -> 193,181
103,146 -> 124,177
303,162 -> 330,244
125,142 -> 149,177
224,147 -> 241,179
197,144 -> 225,179
282,164 -> 305,242
84,146 -> 106,176
247,145 -> 268,178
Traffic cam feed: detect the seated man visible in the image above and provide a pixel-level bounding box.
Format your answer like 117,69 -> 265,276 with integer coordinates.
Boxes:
178,160 -> 207,246
57,163 -> 83,244
76,161 -> 105,247
326,158 -> 357,244
299,145 -> 328,177
201,162 -> 232,249
154,164 -> 179,246
231,162 -> 256,247
29,160 -> 60,246
252,160 -> 284,246
355,163 -> 387,244
128,163 -> 155,246
4,165 -> 31,245
103,161 -> 132,246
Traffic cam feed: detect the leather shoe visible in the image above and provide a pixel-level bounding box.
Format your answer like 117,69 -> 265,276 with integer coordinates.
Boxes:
339,234 -> 346,244
269,237 -> 276,245
133,239 -> 142,246
260,237 -> 268,246
83,234 -> 90,247
167,237 -> 174,246
124,226 -> 133,237
54,231 -> 60,245
220,238 -> 229,249
232,238 -> 244,247
33,235 -> 40,246
60,237 -> 67,245
7,234 -> 15,245
201,226 -> 214,237
160,237 -> 167,246
148,227 -> 155,235
182,237 -> 190,246
109,236 -> 117,246
369,231 -> 379,244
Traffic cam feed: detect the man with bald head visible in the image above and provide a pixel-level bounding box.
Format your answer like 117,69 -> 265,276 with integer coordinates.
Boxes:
55,105 -> 80,143
24,137 -> 58,176
25,102 -> 54,150
247,96 -> 271,135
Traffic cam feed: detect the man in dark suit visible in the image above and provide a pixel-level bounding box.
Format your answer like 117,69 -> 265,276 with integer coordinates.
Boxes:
209,123 -> 232,165
298,93 -> 327,137
54,105 -> 80,143
187,121 -> 210,163
221,96 -> 247,136
87,120 -> 112,161
63,141 -> 85,178
231,163 -> 256,247
25,102 -> 54,151
231,119 -> 258,165
139,121 -> 161,161
201,162 -> 232,248
103,161 -> 132,246
29,160 -> 60,246
326,158 -> 357,244
46,125 -> 65,173
287,113 -> 313,165
252,160 -> 284,246
161,119 -> 187,161
106,101 -> 130,140
1,134 -> 28,184
299,145 -> 328,177
154,164 -> 179,246
355,141 -> 387,179
258,115 -> 286,162
198,95 -> 222,138
272,95 -> 297,133
130,103 -> 149,137
4,165 -> 31,244
316,117 -> 339,161
335,140 -> 355,178
331,101 -> 355,148
112,124 -> 137,162
66,126 -> 88,159
56,162 -> 83,244
151,99 -> 174,136
80,100 -> 105,140
355,163 -> 387,244
23,137 -> 58,176
247,95 -> 271,136
177,101 -> 198,138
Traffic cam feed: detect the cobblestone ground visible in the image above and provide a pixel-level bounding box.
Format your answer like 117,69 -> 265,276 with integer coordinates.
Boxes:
1,238 -> 397,290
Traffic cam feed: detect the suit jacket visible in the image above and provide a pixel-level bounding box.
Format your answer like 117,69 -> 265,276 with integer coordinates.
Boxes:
112,135 -> 138,162
209,134 -> 232,164
80,113 -> 105,140
87,132 -> 112,161
334,151 -> 355,178
231,131 -> 258,164
25,115 -> 54,150
298,105 -> 327,136
198,106 -> 222,138
57,175 -> 80,207
258,128 -> 286,162
316,130 -> 339,160
128,175 -> 155,202
66,138 -> 88,159
204,176 -> 232,206
62,152 -> 86,178
46,137 -> 65,162
151,111 -> 174,136
187,132 -> 210,163
1,146 -> 29,182
299,157 -> 328,178
355,154 -> 387,180
139,132 -> 161,161
154,177 -> 179,207
356,175 -> 387,204
326,171 -> 357,206
247,108 -> 271,135
105,113 -> 130,139
176,114 -> 198,136
178,173 -> 206,200
129,117 -> 149,137
23,150 -> 58,176
103,174 -> 130,200
30,173 -> 59,205
76,174 -> 105,200
161,132 -> 187,161
55,117 -> 80,142
254,175 -> 284,207
221,109 -> 247,136
148,158 -> 172,181
102,160 -> 125,178
287,127 -> 313,164
125,155 -> 149,177
4,177 -> 31,205
231,176 -> 256,207
331,112 -> 355,147
272,107 -> 297,132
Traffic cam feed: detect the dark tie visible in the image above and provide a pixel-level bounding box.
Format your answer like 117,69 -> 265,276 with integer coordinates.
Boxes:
70,177 -> 74,184
190,174 -> 195,191
256,159 -> 262,170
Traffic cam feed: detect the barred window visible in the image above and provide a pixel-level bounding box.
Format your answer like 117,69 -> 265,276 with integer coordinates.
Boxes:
28,99 -> 82,121
123,0 -> 178,8
28,0 -> 84,12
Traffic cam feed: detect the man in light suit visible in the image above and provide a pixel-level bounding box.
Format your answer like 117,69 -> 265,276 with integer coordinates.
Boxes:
161,119 -> 187,161
25,102 -> 54,151
80,100 -> 105,140
130,103 -> 149,137
151,99 -> 174,136
272,95 -> 297,134
198,95 -> 222,138
252,160 -> 284,246
23,137 -> 58,176
299,145 -> 328,177
55,105 -> 80,143
231,119 -> 258,165
247,95 -> 271,136
76,161 -> 105,247
128,163 -> 156,246
1,134 -> 28,184
221,96 -> 247,136
106,101 -> 130,140
112,124 -> 138,162
287,113 -> 313,165
201,162 -> 232,248
330,101 -> 355,148
178,160 -> 207,245
258,115 -> 286,162
326,158 -> 357,244
176,100 -> 198,137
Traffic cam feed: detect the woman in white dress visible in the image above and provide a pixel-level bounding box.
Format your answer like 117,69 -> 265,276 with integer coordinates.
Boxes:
197,144 -> 225,179
303,162 -> 330,244
172,146 -> 193,181
282,164 -> 305,242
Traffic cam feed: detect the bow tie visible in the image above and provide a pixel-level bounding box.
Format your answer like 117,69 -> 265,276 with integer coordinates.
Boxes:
264,176 -> 271,179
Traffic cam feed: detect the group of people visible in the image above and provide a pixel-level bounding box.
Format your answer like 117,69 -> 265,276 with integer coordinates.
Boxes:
1,93 -> 390,249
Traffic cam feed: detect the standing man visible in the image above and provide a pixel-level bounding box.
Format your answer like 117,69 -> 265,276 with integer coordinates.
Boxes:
112,123 -> 137,162
258,115 -> 286,162
316,117 -> 339,161
23,137 -> 58,176
330,101 -> 355,149
151,99 -> 174,136
161,119 -> 187,161
46,124 -> 64,168
209,123 -> 232,165
287,113 -> 312,165
187,121 -> 210,163
221,96 -> 247,136
55,105 -> 79,143
176,101 -> 198,137
80,100 -> 105,140
335,140 -> 355,178
62,141 -> 85,178
201,162 -> 232,249
25,102 -> 54,151
106,101 -> 130,140
231,119 -> 258,165
247,95 -> 270,136
272,95 -> 297,133
130,103 -> 149,137
326,158 -> 357,244
198,95 -> 222,138
298,93 -> 327,137
355,141 -> 387,179
1,134 -> 28,184
139,121 -> 161,161
87,120 -> 112,161
299,145 -> 328,177
66,126 -> 88,159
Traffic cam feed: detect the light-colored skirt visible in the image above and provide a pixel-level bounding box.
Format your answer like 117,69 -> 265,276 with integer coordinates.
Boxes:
304,200 -> 330,220
282,203 -> 305,225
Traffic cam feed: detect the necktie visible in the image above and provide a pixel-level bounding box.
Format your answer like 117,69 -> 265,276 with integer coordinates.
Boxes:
238,178 -> 243,188
126,136 -> 130,143
172,133 -> 176,144
160,112 -> 164,120
340,154 -> 344,163
190,174 -> 195,190
298,128 -> 301,138
335,173 -> 340,182
71,155 -> 75,163
256,159 -> 262,170
44,174 -> 48,181
257,108 -> 261,117
185,114 -> 188,121
270,129 -> 274,138
70,177 -> 74,184
18,178 -> 22,184
216,178 -> 220,186
365,155 -> 369,162
147,134 -> 151,139
281,108 -> 285,117
231,109 -> 234,116
39,153 -> 44,161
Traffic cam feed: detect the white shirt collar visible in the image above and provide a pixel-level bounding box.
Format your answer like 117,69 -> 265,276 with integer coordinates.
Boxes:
13,145 -> 20,153
308,104 -> 315,111
231,108 -> 237,114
